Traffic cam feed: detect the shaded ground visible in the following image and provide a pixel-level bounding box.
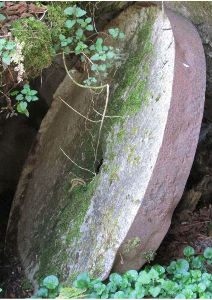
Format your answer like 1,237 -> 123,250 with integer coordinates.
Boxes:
155,206 -> 212,266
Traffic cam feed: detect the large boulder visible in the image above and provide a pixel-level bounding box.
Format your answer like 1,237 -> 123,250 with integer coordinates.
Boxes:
6,5 -> 205,286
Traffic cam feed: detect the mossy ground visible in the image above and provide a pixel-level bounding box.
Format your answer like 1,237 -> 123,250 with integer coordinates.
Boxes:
11,18 -> 55,78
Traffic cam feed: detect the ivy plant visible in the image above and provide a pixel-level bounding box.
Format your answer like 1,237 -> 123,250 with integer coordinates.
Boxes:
11,84 -> 38,117
68,246 -> 212,299
56,5 -> 125,86
0,38 -> 16,65
31,275 -> 61,299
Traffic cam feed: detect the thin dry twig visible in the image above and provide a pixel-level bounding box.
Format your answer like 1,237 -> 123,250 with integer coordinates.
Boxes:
60,147 -> 96,176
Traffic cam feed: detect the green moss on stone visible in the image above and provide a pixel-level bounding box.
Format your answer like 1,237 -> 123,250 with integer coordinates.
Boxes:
123,237 -> 141,254
11,18 -> 55,77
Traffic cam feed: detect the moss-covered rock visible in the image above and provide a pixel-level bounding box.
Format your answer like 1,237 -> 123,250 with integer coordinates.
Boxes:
11,17 -> 55,78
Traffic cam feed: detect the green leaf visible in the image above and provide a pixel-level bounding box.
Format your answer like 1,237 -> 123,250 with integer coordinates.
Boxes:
204,247 -> 212,259
32,95 -> 38,101
149,286 -> 161,297
153,264 -> 165,275
36,287 -> 48,298
89,45 -> 95,51
10,90 -> 19,96
0,13 -> 5,20
124,270 -> 138,282
0,38 -> 6,46
176,259 -> 189,274
109,273 -> 122,286
65,19 -> 76,29
197,283 -> 206,293
175,294 -> 186,299
75,28 -> 83,38
73,272 -> 90,289
17,101 -> 27,112
86,25 -> 93,31
93,283 -> 106,296
106,282 -> 117,293
23,84 -> 30,89
98,64 -> 106,71
137,271 -> 151,284
64,6 -> 75,15
85,17 -> 91,23
107,51 -> 115,59
16,94 -> 24,101
2,55 -> 11,65
26,95 -> 32,102
108,28 -> 119,38
59,34 -> 66,41
135,286 -> 145,298
75,7 -> 86,17
29,90 -> 38,96
90,53 -> 100,61
183,246 -> 195,257
43,275 -> 59,289
191,256 -> 204,269
0,2 -> 4,8
5,41 -> 15,50
113,291 -> 125,299
119,32 -> 125,39
61,41 -> 68,47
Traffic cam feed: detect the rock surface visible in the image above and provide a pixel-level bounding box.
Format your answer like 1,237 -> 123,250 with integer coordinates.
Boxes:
6,5 -> 205,286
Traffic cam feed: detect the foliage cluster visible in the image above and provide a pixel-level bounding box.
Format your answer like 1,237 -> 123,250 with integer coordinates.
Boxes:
0,2 -> 124,118
32,246 -> 212,299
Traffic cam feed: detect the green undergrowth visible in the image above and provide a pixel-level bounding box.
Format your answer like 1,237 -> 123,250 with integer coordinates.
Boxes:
11,17 -> 55,77
31,246 -> 212,299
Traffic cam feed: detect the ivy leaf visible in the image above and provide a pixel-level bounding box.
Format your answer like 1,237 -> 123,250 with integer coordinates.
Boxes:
119,32 -> 125,39
98,64 -> 106,71
73,272 -> 90,289
75,28 -> 83,39
90,53 -> 100,61
0,13 -> 5,20
107,51 -> 115,59
65,19 -> 76,29
183,246 -> 195,257
137,271 -> 151,284
113,291 -> 125,299
16,94 -> 24,101
109,273 -> 122,286
26,95 -> 32,102
36,288 -> 48,298
124,270 -> 138,282
2,55 -> 11,65
85,17 -> 91,23
5,41 -> 15,50
204,247 -> 212,259
175,259 -> 189,274
10,90 -> 19,96
17,101 -> 27,112
32,96 -> 39,101
64,6 -> 75,15
61,41 -> 68,47
108,28 -> 119,38
59,34 -> 66,41
86,25 -> 93,31
75,7 -> 86,17
93,283 -> 106,296
149,286 -> 161,297
43,275 -> 59,289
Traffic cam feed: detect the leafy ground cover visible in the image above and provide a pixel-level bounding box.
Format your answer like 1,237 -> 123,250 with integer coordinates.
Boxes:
31,246 -> 212,299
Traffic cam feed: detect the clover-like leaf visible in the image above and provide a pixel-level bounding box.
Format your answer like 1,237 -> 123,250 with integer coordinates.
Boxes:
16,94 -> 24,101
43,275 -> 59,289
75,7 -> 86,17
65,19 -> 76,29
204,247 -> 212,259
64,6 -> 75,15
149,286 -> 161,297
109,273 -> 122,286
183,246 -> 195,257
